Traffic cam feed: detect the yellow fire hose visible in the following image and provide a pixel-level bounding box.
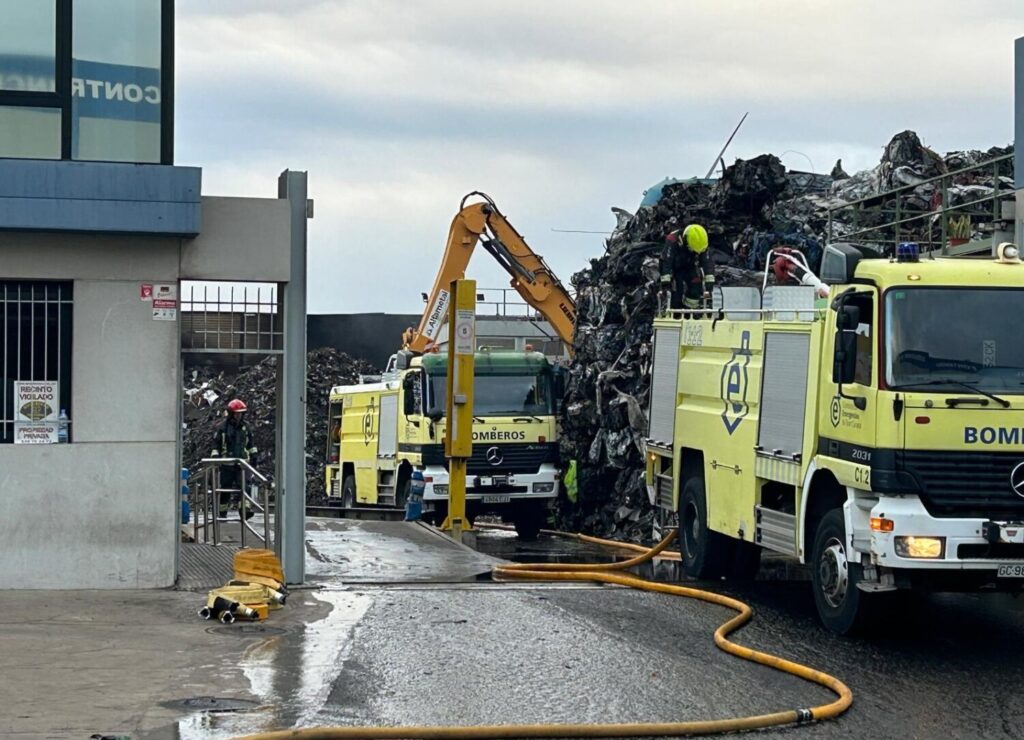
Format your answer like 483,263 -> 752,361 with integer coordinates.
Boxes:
474,521 -> 682,560
237,529 -> 852,739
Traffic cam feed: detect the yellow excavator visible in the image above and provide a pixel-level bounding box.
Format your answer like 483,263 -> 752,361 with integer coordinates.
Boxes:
402,192 -> 577,355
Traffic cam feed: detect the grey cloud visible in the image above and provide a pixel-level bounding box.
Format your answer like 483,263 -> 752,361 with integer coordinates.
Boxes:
174,1 -> 1024,314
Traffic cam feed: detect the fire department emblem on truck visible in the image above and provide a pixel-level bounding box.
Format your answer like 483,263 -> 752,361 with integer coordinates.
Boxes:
363,397 -> 376,446
720,330 -> 752,435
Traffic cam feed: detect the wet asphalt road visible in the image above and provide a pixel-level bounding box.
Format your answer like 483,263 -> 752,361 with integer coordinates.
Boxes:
308,530 -> 1024,739
160,527 -> 1024,739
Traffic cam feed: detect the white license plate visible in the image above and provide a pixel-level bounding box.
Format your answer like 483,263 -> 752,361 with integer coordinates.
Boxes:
482,494 -> 511,504
997,564 -> 1024,578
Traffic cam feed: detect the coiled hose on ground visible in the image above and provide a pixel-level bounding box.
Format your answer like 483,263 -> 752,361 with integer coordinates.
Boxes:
237,529 -> 852,739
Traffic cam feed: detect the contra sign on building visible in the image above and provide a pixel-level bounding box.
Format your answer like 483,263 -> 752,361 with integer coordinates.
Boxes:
0,54 -> 160,159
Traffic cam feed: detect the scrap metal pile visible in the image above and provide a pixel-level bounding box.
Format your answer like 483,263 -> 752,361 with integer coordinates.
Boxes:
559,130 -> 1013,541
182,347 -> 376,498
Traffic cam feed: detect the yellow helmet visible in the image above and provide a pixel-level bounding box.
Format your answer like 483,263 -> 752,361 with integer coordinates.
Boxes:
682,224 -> 709,254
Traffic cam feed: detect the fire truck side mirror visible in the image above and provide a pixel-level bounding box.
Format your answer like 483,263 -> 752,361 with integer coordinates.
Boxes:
403,372 -> 420,416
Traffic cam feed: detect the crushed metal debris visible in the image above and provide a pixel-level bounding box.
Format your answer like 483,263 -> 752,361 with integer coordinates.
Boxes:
182,347 -> 376,498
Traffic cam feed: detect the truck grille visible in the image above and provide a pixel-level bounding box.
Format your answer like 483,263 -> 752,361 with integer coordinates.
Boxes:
899,450 -> 1024,519
421,443 -> 558,475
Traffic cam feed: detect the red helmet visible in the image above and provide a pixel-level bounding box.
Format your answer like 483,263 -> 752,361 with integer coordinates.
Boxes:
227,399 -> 248,413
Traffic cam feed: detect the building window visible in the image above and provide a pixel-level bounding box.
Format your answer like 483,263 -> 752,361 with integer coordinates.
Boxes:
0,2 -> 57,92
73,0 -> 163,163
1,282 -> 73,444
0,0 -> 173,164
0,106 -> 62,159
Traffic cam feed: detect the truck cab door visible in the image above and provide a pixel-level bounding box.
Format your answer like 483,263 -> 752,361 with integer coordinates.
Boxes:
820,287 -> 878,490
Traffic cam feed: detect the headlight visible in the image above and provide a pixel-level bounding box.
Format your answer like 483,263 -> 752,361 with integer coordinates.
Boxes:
432,484 -> 449,496
894,536 -> 945,559
533,482 -> 555,493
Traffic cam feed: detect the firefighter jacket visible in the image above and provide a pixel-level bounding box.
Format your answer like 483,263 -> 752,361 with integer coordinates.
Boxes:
214,418 -> 257,460
660,238 -> 714,306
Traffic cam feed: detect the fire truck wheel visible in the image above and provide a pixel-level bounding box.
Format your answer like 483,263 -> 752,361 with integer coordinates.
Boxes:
811,508 -> 877,635
341,475 -> 356,509
679,476 -> 731,579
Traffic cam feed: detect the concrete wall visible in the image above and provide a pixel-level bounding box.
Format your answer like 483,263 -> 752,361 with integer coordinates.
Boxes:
181,197 -> 291,282
0,191 -> 294,589
0,442 -> 178,588
0,235 -> 181,588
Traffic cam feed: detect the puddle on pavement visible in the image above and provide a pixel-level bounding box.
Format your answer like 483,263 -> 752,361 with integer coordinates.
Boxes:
159,590 -> 372,739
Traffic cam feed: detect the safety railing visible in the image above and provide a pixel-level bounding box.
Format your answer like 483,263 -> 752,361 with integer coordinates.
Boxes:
188,457 -> 273,550
473,287 -> 539,319
473,286 -> 579,320
826,153 -> 1014,254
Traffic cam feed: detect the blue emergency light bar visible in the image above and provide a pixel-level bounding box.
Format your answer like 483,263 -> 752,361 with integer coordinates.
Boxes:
896,242 -> 920,263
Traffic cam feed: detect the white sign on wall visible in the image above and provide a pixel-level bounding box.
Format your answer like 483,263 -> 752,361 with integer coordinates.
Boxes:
14,380 -> 59,444
151,283 -> 178,320
15,423 -> 58,444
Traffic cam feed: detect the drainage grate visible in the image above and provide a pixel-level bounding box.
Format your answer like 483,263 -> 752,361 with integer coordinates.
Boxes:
162,696 -> 260,713
206,623 -> 288,637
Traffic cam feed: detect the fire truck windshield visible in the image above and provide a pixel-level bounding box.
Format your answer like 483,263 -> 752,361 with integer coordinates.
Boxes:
885,287 -> 1024,394
427,371 -> 555,418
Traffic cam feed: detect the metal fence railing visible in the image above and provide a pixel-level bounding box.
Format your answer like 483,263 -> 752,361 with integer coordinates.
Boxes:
181,282 -> 283,354
189,457 -> 274,550
827,153 -> 1014,254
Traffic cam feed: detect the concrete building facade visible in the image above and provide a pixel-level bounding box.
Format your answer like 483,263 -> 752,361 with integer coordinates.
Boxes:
0,1 -> 305,588
0,183 -> 298,588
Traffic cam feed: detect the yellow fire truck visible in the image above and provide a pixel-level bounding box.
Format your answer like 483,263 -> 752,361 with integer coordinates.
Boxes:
326,349 -> 560,539
647,241 -> 1024,633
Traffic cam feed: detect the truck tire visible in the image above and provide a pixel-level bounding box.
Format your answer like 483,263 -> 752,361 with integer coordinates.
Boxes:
679,477 -> 731,579
513,504 -> 545,541
341,474 -> 356,509
811,508 -> 877,635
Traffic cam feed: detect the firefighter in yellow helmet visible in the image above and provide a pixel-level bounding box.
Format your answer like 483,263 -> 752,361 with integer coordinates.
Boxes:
660,223 -> 713,310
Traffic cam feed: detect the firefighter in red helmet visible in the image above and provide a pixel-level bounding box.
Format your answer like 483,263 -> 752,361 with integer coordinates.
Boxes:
212,399 -> 257,518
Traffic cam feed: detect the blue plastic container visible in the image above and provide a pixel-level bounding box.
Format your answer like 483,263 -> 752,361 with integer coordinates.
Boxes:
405,470 -> 425,521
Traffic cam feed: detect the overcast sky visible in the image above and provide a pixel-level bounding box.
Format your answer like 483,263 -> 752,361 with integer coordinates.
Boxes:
175,1 -> 1023,315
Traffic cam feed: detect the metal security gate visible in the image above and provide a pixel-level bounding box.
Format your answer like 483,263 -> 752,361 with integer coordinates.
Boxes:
181,281 -> 284,558
0,281 -> 73,444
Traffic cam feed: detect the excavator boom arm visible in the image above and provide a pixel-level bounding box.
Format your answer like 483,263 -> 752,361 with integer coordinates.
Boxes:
405,194 -> 576,356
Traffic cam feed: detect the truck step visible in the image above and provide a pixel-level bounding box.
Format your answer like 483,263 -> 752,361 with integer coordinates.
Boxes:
755,506 -> 798,556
